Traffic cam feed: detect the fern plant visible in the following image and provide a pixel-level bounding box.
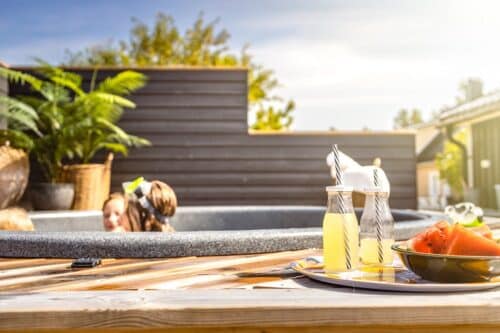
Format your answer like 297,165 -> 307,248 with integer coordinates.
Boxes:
0,62 -> 151,182
0,66 -> 73,181
36,61 -> 151,163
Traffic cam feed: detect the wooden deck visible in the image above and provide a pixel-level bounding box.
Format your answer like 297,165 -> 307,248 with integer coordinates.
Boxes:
1,242 -> 499,332
0,249 -> 319,292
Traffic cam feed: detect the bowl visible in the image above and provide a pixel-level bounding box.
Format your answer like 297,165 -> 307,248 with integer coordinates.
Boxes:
392,243 -> 500,283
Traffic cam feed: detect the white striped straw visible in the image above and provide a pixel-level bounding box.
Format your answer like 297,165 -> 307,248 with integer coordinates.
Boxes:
374,169 -> 384,264
332,144 -> 351,270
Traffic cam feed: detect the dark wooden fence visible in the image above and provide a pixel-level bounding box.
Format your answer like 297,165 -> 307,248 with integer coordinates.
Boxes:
10,67 -> 416,208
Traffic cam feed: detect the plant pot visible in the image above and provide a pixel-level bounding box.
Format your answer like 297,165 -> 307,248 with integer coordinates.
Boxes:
59,154 -> 113,210
0,146 -> 30,209
30,182 -> 74,210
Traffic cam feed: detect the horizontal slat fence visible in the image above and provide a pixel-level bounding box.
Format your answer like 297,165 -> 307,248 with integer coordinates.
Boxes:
10,67 -> 416,208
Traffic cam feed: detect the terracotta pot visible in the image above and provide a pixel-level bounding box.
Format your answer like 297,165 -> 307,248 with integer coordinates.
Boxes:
0,146 -> 29,209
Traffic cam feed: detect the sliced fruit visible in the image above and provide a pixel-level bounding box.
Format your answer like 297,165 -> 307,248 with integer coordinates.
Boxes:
444,224 -> 500,256
408,220 -> 452,254
469,223 -> 493,240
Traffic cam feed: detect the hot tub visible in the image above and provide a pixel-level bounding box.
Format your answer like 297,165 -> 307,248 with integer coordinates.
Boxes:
0,206 -> 443,258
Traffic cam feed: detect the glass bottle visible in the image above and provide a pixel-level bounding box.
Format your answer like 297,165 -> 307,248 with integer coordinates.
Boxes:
359,189 -> 394,266
322,186 -> 359,273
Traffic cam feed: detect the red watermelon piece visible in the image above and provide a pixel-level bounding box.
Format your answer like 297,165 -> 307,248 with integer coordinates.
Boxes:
408,220 -> 452,254
470,223 -> 494,240
444,224 -> 500,256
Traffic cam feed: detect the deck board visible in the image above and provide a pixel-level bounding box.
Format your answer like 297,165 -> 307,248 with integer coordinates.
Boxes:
0,249 -> 319,292
0,233 -> 499,332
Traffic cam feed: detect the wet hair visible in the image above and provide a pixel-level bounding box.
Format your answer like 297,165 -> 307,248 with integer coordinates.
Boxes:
102,192 -> 128,211
0,207 -> 34,231
103,180 -> 177,232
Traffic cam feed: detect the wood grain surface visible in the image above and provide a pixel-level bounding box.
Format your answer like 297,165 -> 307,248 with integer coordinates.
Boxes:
0,246 -> 499,332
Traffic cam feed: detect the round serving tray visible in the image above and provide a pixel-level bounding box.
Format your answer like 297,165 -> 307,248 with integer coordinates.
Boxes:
291,257 -> 500,293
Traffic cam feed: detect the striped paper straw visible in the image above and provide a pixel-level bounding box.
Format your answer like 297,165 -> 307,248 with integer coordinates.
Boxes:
332,144 -> 351,270
374,169 -> 384,264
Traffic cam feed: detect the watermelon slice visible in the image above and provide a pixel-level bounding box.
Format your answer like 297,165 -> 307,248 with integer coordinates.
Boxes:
408,220 -> 451,254
470,223 -> 494,240
444,224 -> 500,256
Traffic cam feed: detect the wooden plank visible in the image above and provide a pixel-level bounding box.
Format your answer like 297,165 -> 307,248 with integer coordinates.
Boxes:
119,120 -> 247,134
129,94 -> 246,107
472,117 -> 500,209
171,198 -> 417,209
0,257 -> 198,292
110,159 -> 416,174
122,81 -> 247,94
118,146 -> 415,160
111,172 -> 416,187
0,289 -> 499,331
22,250 -> 314,292
137,133 -> 414,147
0,325 -> 498,333
0,258 -> 68,270
122,108 -> 247,121
12,67 -> 248,82
168,185 -> 416,200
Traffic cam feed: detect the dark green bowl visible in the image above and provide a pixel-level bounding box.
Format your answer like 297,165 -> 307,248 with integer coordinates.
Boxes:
392,243 -> 500,283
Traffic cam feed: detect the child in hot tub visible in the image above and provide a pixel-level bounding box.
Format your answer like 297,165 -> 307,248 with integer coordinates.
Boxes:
102,179 -> 177,232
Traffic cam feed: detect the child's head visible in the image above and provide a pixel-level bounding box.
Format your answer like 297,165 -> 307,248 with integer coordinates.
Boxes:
0,207 -> 34,231
128,180 -> 178,232
102,193 -> 131,232
102,180 -> 178,232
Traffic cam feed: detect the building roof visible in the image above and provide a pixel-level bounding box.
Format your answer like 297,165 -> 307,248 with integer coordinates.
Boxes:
417,131 -> 443,163
439,90 -> 500,125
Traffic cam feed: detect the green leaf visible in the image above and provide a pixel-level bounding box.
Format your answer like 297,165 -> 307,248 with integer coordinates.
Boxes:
0,67 -> 43,91
91,92 -> 136,108
34,58 -> 82,87
0,129 -> 35,151
96,70 -> 147,95
50,76 -> 84,96
0,96 -> 41,135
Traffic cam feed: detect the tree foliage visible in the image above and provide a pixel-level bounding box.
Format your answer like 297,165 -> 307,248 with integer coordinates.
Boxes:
435,128 -> 466,201
393,108 -> 423,129
251,100 -> 294,131
64,12 -> 294,130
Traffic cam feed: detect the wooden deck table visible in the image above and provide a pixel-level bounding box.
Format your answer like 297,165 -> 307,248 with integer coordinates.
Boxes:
1,227 -> 499,332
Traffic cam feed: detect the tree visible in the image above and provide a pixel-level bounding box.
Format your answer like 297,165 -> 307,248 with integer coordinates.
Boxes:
251,100 -> 294,131
64,12 -> 294,130
435,128 -> 467,202
393,108 -> 423,129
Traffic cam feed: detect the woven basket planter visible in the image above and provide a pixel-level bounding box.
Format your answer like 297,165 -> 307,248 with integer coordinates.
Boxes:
0,146 -> 29,209
59,154 -> 113,210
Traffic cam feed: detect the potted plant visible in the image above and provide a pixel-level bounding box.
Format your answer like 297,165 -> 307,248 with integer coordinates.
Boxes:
37,63 -> 150,209
0,66 -> 78,210
0,62 -> 150,210
0,87 -> 40,209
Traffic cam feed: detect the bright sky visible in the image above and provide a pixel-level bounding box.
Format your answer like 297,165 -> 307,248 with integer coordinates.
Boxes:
2,0 -> 500,130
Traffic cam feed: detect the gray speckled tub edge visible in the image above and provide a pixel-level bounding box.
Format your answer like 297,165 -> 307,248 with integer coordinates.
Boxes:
1,206 -> 445,258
